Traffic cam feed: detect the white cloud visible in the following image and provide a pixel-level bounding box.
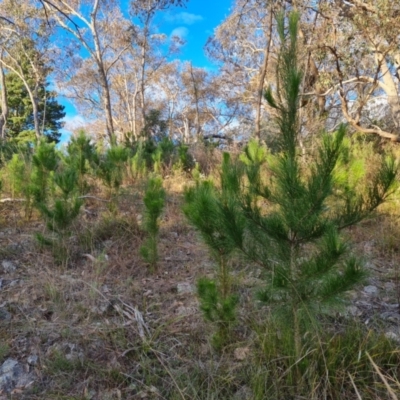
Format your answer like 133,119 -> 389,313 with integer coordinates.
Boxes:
170,26 -> 189,41
63,114 -> 85,130
165,12 -> 203,25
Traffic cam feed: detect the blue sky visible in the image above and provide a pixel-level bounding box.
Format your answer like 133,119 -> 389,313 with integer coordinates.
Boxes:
161,0 -> 233,67
59,0 -> 234,141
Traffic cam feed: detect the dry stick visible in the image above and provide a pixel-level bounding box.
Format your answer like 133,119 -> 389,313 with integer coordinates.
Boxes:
0,195 -> 110,203
348,372 -> 363,400
0,198 -> 25,202
366,352 -> 398,400
78,195 -> 110,202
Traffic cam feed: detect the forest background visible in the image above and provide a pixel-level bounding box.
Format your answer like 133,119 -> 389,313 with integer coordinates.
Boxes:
1,0 -> 399,146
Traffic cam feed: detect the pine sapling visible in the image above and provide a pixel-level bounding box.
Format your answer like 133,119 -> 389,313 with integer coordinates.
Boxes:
94,145 -> 129,209
30,139 -> 58,205
183,11 -> 399,363
64,130 -> 97,194
140,176 -> 166,272
131,141 -> 148,179
4,152 -> 34,218
36,167 -> 83,266
6,154 -> 26,199
184,156 -> 245,350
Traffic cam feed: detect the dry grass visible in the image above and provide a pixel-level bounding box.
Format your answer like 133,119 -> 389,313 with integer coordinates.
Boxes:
0,164 -> 399,399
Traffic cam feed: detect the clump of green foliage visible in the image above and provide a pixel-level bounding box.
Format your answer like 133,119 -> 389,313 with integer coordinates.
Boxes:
184,10 -> 398,368
140,176 -> 166,272
184,156 -> 244,350
94,145 -> 129,209
4,153 -> 27,199
174,144 -> 195,172
30,139 -> 59,205
63,130 -> 97,194
131,141 -> 148,179
36,167 -> 83,266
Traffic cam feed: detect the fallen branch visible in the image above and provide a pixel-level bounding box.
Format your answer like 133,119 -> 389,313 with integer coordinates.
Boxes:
78,195 -> 110,202
0,198 -> 26,203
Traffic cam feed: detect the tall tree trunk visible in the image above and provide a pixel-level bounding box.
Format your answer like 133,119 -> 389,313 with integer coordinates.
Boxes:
255,9 -> 273,139
0,60 -> 8,140
376,51 -> 400,133
29,86 -> 41,141
189,63 -> 202,139
91,2 -> 115,143
100,69 -> 115,142
132,91 -> 138,140
140,38 -> 147,136
183,117 -> 190,144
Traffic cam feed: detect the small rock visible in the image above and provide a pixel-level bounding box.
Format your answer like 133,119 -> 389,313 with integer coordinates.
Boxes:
384,282 -> 396,290
380,312 -> 400,322
0,309 -> 11,321
346,290 -> 358,300
363,285 -> 378,296
0,358 -> 35,393
344,306 -> 362,317
356,300 -> 376,308
385,331 -> 400,342
170,232 -> 178,238
103,241 -> 113,249
365,261 -> 376,269
1,261 -> 16,273
175,306 -> 197,316
384,303 -> 400,310
27,355 -> 38,366
101,285 -> 110,293
177,282 -> 194,294
233,385 -> 253,400
234,347 -> 250,361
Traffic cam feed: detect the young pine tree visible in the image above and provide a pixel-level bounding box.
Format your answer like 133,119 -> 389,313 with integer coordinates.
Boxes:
184,11 -> 398,360
63,130 -> 97,194
36,167 -> 83,265
94,145 -> 129,210
140,176 -> 166,272
30,139 -> 59,205
183,155 -> 244,350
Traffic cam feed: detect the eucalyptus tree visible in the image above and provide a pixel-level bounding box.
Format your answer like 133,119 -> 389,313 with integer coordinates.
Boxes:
153,61 -> 225,143
206,0 -> 278,139
110,14 -> 182,140
0,0 -> 55,140
39,0 -> 188,143
208,0 -> 400,143
311,0 -> 400,141
39,0 -> 132,142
